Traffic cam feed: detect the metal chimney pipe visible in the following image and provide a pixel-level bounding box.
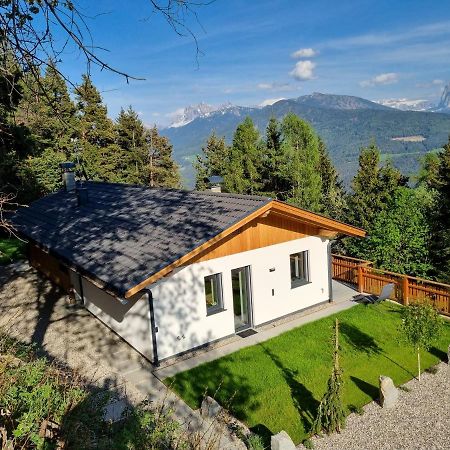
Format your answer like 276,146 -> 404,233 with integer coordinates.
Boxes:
59,162 -> 76,192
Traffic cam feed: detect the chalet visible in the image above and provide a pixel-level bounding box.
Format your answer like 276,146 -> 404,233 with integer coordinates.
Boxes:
11,169 -> 365,365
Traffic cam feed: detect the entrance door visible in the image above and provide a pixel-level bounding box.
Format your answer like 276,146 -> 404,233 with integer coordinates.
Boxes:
231,266 -> 252,331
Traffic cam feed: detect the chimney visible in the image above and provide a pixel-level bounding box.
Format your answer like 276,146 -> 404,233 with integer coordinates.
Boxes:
59,162 -> 76,192
208,175 -> 224,193
76,186 -> 89,206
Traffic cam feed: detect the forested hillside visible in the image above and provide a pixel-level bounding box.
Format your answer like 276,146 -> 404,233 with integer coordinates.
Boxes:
163,94 -> 450,187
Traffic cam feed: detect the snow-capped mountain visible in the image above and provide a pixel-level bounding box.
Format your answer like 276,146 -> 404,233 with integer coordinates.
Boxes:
436,83 -> 450,112
375,98 -> 434,111
168,102 -> 235,128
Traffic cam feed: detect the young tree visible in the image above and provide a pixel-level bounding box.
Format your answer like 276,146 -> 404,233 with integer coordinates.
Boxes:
279,113 -> 322,212
224,117 -> 262,195
312,319 -> 345,435
318,138 -> 347,220
416,152 -> 441,189
194,132 -> 229,190
401,303 -> 442,381
362,187 -> 433,277
144,126 -> 181,189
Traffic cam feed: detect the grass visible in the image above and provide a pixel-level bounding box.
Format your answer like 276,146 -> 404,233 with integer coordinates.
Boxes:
0,237 -> 27,264
166,302 -> 450,444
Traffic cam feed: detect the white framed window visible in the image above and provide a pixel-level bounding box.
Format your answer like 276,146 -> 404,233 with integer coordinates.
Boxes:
290,251 -> 310,288
204,273 -> 224,315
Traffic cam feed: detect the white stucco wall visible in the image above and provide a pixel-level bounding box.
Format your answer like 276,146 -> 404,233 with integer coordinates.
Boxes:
69,271 -> 154,360
151,235 -> 330,360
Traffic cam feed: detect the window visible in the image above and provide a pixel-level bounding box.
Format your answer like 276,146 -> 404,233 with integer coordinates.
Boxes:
204,273 -> 224,315
290,251 -> 310,288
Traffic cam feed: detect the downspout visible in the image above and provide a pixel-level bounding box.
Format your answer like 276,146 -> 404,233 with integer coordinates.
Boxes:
327,241 -> 333,302
142,288 -> 159,367
78,274 -> 85,305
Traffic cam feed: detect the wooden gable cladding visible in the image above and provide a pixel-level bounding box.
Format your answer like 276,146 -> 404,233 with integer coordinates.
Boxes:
190,212 -> 319,264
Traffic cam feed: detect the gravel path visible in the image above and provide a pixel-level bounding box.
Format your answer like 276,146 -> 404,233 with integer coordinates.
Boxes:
311,362 -> 450,450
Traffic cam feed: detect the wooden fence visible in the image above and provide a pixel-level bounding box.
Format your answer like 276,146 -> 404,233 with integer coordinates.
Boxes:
332,254 -> 450,317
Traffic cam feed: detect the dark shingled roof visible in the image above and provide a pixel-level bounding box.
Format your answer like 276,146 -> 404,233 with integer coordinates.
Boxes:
12,182 -> 271,297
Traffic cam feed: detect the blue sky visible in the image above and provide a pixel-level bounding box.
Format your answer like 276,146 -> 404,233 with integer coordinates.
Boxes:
58,0 -> 450,126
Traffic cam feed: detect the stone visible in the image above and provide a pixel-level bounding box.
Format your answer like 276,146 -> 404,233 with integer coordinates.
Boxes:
200,396 -> 223,418
379,375 -> 399,408
271,430 -> 296,450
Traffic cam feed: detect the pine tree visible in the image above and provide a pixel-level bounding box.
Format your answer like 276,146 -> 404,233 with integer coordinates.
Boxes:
144,126 -> 181,188
115,106 -> 147,184
279,113 -> 322,212
261,116 -> 284,195
224,117 -> 262,195
430,138 -> 450,282
194,132 -> 229,190
75,75 -> 123,181
312,319 -> 345,435
318,138 -> 347,220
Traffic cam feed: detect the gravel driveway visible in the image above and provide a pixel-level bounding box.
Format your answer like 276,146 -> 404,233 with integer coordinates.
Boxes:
312,362 -> 450,450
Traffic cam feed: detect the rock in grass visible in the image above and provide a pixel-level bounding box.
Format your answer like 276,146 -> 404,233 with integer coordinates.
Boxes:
271,430 -> 296,450
379,375 -> 399,408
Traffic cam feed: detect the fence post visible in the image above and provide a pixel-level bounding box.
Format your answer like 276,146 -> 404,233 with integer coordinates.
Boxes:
402,276 -> 409,305
357,265 -> 364,293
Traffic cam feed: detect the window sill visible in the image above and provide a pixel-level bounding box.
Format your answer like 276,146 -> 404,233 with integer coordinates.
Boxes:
206,308 -> 227,317
291,280 -> 311,289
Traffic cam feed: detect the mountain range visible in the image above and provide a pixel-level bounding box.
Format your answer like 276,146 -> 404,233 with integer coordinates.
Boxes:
161,87 -> 450,188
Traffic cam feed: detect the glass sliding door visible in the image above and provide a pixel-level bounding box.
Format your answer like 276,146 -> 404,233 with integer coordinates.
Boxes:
231,266 -> 252,331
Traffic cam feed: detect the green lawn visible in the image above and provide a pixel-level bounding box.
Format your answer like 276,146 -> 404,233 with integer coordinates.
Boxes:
166,303 -> 450,444
0,238 -> 27,264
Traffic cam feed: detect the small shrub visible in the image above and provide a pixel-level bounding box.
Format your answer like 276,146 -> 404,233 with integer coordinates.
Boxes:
426,365 -> 439,374
303,437 -> 315,449
246,433 -> 265,450
348,404 -> 364,415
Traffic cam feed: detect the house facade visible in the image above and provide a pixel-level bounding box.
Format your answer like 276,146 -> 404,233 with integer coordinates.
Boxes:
13,180 -> 365,365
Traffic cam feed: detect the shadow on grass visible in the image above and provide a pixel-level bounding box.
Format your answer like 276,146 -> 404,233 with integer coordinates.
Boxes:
261,345 -> 319,434
250,423 -> 272,448
349,376 -> 378,399
340,323 -> 382,355
429,346 -> 447,361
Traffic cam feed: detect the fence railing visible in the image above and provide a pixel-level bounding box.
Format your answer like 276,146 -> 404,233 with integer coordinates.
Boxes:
332,254 -> 450,317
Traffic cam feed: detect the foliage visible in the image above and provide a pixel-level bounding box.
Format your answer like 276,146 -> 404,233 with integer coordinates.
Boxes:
362,187 -> 433,277
311,319 -> 345,435
0,334 -> 204,450
400,302 -> 443,380
246,432 -> 265,450
168,302 -> 450,444
279,113 -> 322,211
194,132 -> 229,190
261,116 -> 284,196
344,142 -> 408,257
429,137 -> 450,282
317,138 -> 347,220
224,117 -> 262,195
0,237 -> 26,264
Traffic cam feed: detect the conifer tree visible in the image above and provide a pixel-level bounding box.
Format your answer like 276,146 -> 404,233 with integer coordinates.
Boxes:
312,319 -> 345,435
262,116 -> 284,195
115,106 -> 147,184
279,113 -> 322,212
224,117 -> 262,195
194,132 -> 229,190
75,75 -> 123,181
144,126 -> 181,188
318,138 -> 347,220
430,138 -> 450,282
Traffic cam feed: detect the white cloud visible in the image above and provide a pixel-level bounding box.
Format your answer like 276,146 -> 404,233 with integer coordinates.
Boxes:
259,98 -> 285,107
257,82 -> 291,91
291,48 -> 317,58
151,112 -> 160,117
165,107 -> 185,118
290,61 -> 316,81
432,79 -> 444,85
360,72 -> 399,87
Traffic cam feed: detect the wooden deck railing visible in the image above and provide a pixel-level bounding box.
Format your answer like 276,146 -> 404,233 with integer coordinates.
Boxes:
332,254 -> 450,317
